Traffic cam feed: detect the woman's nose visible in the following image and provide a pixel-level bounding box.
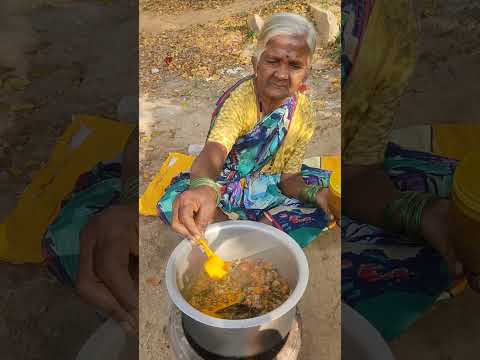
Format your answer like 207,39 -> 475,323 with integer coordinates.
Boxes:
275,64 -> 289,80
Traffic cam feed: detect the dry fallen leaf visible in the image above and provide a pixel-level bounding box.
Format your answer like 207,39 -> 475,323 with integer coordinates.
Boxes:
11,103 -> 36,112
146,276 -> 161,286
151,130 -> 163,138
3,77 -> 31,91
29,65 -> 57,79
7,167 -> 23,178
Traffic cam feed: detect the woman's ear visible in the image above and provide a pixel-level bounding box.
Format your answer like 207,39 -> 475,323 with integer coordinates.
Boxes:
251,56 -> 257,73
303,69 -> 310,83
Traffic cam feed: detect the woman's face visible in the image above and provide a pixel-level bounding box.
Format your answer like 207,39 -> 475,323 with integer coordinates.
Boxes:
253,34 -> 310,101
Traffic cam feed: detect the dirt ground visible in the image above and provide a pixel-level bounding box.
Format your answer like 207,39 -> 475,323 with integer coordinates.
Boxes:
1,0 -> 479,359
1,1 -> 136,359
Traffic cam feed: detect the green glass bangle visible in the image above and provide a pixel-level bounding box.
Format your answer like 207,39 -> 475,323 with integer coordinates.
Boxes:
299,185 -> 322,205
383,191 -> 438,240
189,177 -> 221,206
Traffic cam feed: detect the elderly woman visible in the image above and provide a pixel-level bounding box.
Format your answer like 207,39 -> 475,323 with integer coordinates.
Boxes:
158,13 -> 334,247
341,0 -> 476,341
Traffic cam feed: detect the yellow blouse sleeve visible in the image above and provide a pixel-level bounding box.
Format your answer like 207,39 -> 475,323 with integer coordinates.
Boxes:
207,92 -> 248,154
342,0 -> 418,165
282,100 -> 315,174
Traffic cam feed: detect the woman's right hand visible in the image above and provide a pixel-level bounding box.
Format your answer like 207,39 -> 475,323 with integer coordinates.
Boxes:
171,186 -> 219,241
76,204 -> 138,335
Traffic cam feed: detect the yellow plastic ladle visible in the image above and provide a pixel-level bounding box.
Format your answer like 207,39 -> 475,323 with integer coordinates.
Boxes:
197,238 -> 228,280
202,292 -> 243,317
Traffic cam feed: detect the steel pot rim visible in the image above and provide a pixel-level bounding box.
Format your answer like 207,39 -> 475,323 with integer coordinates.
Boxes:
165,220 -> 309,329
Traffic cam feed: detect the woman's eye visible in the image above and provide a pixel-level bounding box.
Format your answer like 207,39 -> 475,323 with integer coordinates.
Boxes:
291,64 -> 301,69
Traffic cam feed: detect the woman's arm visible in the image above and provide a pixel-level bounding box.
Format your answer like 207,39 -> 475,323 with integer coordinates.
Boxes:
279,172 -> 307,200
190,142 -> 228,180
170,142 -> 228,241
343,163 -> 458,273
280,173 -> 332,218
77,129 -> 140,335
342,164 -> 398,228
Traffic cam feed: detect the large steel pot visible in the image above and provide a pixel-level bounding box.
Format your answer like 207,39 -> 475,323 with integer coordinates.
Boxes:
341,302 -> 395,360
165,220 -> 309,358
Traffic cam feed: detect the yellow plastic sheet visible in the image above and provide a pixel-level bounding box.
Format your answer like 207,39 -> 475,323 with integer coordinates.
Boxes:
139,152 -> 195,216
433,123 -> 480,161
0,115 -> 134,263
320,155 -> 341,176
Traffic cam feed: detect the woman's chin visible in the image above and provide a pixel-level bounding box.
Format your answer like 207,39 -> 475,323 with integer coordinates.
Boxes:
264,87 -> 290,101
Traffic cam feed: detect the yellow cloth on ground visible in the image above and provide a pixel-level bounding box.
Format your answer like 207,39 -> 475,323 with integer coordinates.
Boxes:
139,152 -> 195,216
433,123 -> 480,161
303,155 -> 341,174
207,78 -> 315,174
342,0 -> 419,165
0,115 -> 134,263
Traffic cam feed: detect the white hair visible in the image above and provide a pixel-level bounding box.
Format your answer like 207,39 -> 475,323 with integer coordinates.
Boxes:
255,13 -> 317,62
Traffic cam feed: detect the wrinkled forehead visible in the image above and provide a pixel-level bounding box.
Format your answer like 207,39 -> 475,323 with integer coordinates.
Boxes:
262,34 -> 310,61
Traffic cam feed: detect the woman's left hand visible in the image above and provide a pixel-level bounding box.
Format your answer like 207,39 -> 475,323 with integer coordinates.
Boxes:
316,188 -> 334,221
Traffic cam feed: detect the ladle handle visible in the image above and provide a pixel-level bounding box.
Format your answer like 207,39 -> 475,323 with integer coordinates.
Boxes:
197,239 -> 214,258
